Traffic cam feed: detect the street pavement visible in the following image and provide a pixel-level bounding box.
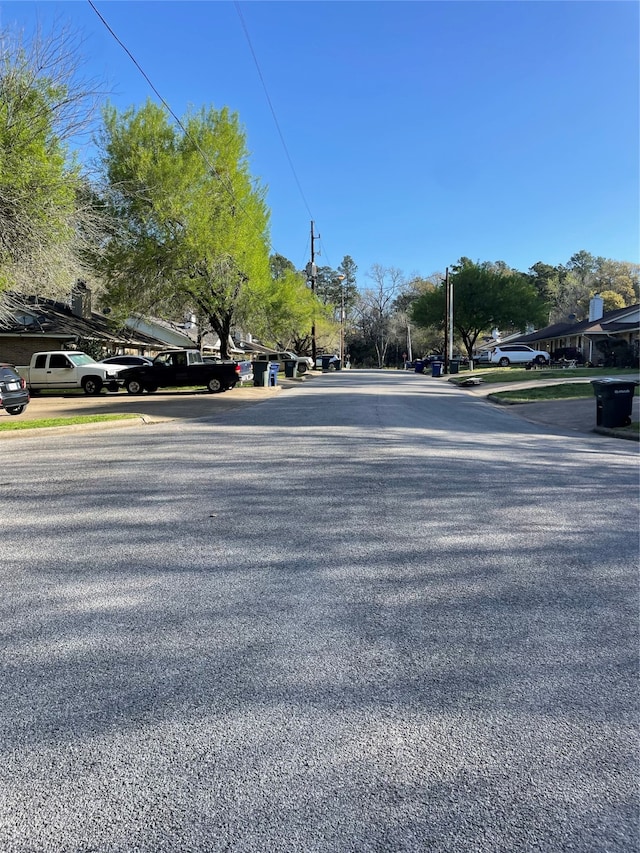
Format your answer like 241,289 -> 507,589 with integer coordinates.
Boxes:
0,369 -> 638,852
7,369 -> 639,438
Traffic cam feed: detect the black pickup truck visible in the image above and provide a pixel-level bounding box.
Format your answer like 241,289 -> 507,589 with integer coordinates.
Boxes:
118,349 -> 250,394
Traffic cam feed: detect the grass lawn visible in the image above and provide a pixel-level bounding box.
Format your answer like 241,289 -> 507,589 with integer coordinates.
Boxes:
489,382 -> 640,403
485,378 -> 640,439
0,413 -> 141,432
454,366 -> 639,385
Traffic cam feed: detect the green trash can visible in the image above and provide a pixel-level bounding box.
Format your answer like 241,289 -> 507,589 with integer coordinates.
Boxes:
590,379 -> 639,427
449,360 -> 460,375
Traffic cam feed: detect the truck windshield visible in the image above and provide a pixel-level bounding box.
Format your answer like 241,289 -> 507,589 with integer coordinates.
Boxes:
67,353 -> 97,366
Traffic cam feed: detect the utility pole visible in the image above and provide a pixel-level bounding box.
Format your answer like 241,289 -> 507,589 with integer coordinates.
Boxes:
443,267 -> 450,374
307,220 -> 319,365
446,267 -> 454,373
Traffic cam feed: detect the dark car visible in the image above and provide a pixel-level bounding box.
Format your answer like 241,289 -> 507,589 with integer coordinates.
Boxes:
100,355 -> 153,367
0,363 -> 30,416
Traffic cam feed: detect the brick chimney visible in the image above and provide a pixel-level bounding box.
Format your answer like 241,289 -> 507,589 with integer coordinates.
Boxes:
71,280 -> 92,319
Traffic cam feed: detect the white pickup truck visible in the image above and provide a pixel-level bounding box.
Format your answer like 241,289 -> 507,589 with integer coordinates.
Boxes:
16,351 -> 127,395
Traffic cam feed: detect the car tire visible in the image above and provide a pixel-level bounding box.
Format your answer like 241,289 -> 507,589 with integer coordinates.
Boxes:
126,379 -> 145,395
207,377 -> 223,393
83,376 -> 103,395
6,405 -> 25,415
534,355 -> 547,365
498,357 -> 510,367
145,384 -> 158,393
297,363 -> 307,374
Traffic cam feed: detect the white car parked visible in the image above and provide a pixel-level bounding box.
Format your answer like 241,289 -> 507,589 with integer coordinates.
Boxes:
253,351 -> 313,373
488,345 -> 550,367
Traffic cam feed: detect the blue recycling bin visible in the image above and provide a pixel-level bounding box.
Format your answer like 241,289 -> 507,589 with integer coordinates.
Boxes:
431,361 -> 443,377
268,361 -> 279,386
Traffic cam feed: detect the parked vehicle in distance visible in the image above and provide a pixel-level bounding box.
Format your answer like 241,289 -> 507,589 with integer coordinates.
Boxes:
117,349 -> 251,394
315,354 -> 341,370
100,355 -> 153,367
488,345 -> 550,367
551,347 -> 585,364
0,363 -> 30,415
16,351 -> 127,395
254,351 -> 313,374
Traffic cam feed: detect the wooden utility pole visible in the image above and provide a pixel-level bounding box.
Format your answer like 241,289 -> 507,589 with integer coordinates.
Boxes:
308,220 -> 319,364
446,267 -> 454,373
444,267 -> 450,374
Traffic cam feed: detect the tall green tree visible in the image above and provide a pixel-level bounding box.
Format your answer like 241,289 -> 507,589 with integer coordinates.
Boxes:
253,253 -> 327,353
411,259 -> 547,361
0,22 -> 104,304
96,100 -> 270,358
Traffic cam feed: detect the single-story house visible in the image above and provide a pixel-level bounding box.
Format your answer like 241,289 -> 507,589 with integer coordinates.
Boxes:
0,285 -> 275,365
475,298 -> 639,366
0,286 -> 172,366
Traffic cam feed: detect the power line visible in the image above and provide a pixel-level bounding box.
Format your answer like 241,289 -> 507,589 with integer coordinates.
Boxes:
87,0 -> 341,273
234,3 -> 341,272
234,1 -> 316,224
86,0 -> 272,253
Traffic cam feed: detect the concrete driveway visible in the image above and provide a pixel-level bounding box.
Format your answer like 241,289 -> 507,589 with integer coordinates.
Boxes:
10,381 -> 290,424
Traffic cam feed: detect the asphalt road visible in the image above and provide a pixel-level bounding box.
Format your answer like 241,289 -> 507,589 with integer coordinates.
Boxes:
1,370 -> 638,852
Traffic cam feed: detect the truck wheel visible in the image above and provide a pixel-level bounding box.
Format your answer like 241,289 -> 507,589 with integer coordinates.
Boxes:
6,405 -> 25,415
207,377 -> 223,393
126,379 -> 145,395
83,376 -> 103,395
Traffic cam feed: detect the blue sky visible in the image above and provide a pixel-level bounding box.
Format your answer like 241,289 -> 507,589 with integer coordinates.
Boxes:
2,1 -> 638,286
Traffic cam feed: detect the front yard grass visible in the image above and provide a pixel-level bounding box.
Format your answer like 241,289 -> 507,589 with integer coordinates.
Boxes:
489,383 -> 639,403
487,380 -> 640,438
454,366 -> 637,385
0,413 -> 140,432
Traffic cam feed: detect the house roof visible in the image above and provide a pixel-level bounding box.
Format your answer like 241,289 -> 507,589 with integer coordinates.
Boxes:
0,294 -> 171,350
506,304 -> 640,345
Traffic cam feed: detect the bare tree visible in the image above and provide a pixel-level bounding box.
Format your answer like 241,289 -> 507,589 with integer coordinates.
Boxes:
354,265 -> 405,367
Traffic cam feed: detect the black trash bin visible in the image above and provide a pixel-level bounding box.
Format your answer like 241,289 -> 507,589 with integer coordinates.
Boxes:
590,379 -> 639,427
284,359 -> 297,378
321,355 -> 340,371
449,360 -> 460,375
253,361 -> 269,387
